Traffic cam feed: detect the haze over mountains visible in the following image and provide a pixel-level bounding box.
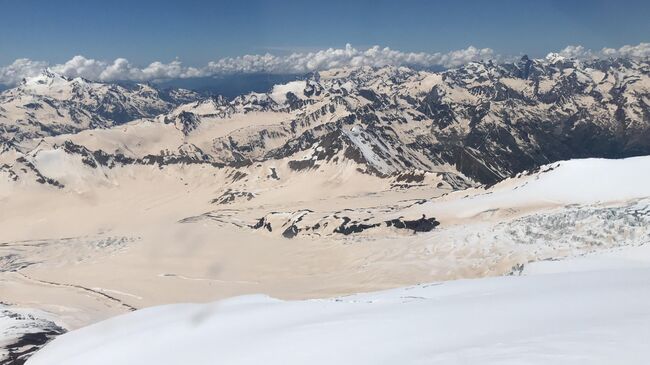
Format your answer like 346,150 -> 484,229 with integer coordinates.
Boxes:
0,52 -> 649,364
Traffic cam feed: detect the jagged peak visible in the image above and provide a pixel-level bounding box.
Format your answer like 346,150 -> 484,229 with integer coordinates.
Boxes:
208,94 -> 229,105
21,68 -> 70,86
40,68 -> 67,80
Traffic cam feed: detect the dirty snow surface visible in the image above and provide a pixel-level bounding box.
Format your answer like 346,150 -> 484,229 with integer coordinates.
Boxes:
27,246 -> 650,365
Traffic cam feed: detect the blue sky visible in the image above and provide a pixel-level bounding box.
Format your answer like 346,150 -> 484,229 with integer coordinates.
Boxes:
1,0 -> 648,66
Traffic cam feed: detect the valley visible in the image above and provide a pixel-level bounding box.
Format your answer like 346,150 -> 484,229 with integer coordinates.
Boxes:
0,55 -> 648,363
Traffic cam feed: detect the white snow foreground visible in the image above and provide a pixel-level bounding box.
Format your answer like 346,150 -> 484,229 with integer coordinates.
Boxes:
27,253 -> 650,365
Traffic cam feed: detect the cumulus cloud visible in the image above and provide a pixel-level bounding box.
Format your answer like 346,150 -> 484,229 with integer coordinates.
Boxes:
97,58 -> 202,81
601,42 -> 650,59
1,42 -> 648,86
0,44 -> 495,86
205,44 -> 495,74
50,56 -> 203,82
552,45 -> 594,60
50,55 -> 107,80
548,42 -> 650,61
0,58 -> 49,86
0,56 -> 202,85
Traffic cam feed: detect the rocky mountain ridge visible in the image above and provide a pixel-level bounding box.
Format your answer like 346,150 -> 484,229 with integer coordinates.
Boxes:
0,55 -> 648,190
0,70 -> 201,145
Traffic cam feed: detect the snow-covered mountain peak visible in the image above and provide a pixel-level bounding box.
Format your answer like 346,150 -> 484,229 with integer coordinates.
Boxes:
544,52 -> 567,64
18,69 -> 80,97
0,73 -> 203,143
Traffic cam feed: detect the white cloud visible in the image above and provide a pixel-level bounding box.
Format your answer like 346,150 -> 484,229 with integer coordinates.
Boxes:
139,60 -> 202,80
437,46 -> 496,67
554,45 -> 594,60
601,42 -> 650,59
97,58 -> 202,81
50,55 -> 107,80
0,56 -> 203,85
0,45 -> 496,86
205,44 -> 496,74
547,42 -> 650,61
1,42 -> 648,86
0,58 -> 49,86
98,58 -> 133,81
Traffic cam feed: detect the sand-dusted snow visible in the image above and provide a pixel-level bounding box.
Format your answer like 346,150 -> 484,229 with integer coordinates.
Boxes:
27,245 -> 650,365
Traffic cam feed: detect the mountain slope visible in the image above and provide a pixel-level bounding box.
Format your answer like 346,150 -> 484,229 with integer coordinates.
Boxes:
25,250 -> 650,365
0,70 -> 200,143
221,155 -> 650,240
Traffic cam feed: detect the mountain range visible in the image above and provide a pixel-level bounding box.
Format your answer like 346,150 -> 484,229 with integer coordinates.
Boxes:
1,54 -> 649,364
1,55 -> 648,189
